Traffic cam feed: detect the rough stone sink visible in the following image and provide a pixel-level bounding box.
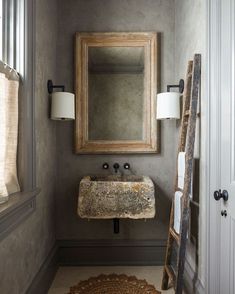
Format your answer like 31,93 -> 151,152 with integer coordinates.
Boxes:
78,175 -> 155,219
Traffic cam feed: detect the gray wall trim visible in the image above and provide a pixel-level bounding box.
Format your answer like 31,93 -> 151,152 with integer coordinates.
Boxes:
0,188 -> 40,241
184,257 -> 205,294
26,244 -> 58,294
24,0 -> 36,190
58,239 -> 166,266
18,0 -> 36,191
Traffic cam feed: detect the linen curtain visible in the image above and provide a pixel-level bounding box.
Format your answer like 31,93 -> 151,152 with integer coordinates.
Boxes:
0,61 -> 20,203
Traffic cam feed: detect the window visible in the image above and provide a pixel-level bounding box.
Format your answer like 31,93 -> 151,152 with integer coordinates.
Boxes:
0,0 -> 38,240
0,0 -> 2,60
0,0 -> 35,191
1,0 -> 24,72
0,0 -> 25,203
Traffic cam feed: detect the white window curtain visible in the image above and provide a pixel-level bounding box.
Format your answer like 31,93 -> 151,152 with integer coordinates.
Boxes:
0,61 -> 20,203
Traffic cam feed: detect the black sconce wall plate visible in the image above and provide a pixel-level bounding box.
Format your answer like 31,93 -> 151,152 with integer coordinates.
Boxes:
47,80 -> 65,94
167,79 -> 184,93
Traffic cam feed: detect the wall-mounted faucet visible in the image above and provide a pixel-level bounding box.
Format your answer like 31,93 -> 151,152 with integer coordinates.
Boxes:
113,163 -> 120,173
103,162 -> 130,175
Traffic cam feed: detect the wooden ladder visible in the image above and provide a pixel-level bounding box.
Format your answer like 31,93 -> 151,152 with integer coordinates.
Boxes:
161,54 -> 201,294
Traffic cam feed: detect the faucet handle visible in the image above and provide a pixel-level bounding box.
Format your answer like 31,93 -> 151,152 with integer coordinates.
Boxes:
102,163 -> 109,169
124,163 -> 130,170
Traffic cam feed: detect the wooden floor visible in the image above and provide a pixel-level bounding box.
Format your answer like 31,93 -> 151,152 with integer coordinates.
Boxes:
48,266 -> 174,293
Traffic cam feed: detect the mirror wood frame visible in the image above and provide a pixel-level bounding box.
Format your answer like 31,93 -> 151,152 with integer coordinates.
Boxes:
75,32 -> 160,154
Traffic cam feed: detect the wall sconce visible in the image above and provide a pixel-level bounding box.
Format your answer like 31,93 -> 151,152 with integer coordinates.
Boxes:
47,80 -> 75,121
156,79 -> 184,120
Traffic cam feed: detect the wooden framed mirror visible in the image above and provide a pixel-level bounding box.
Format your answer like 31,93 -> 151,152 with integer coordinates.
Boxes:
75,32 -> 160,154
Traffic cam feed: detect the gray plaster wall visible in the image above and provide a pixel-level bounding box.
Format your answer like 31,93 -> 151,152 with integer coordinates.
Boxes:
175,0 -> 207,286
56,0 -> 176,241
0,0 -> 58,293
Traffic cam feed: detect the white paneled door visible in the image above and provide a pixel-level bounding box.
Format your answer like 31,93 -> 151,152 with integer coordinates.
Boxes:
216,0 -> 235,293
209,0 -> 235,293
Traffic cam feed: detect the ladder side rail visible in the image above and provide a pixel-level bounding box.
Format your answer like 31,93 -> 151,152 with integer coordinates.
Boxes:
175,54 -> 201,294
161,60 -> 193,290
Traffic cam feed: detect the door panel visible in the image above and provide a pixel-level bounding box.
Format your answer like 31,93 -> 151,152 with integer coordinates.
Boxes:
220,0 -> 235,293
230,219 -> 235,293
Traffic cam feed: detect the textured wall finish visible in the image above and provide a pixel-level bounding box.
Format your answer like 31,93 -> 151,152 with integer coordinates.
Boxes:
0,1 -> 207,291
175,0 -> 206,287
56,0 -> 175,241
0,0 -> 58,293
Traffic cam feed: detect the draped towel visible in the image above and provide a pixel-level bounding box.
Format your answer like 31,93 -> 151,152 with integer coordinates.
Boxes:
174,191 -> 183,234
0,61 -> 20,204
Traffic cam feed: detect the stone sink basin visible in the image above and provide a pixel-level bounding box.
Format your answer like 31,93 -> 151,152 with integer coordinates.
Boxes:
78,175 -> 155,219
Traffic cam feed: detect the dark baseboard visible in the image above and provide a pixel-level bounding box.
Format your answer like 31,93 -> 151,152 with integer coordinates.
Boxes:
25,239 -> 204,293
25,239 -> 166,293
26,244 -> 58,294
57,239 -> 167,266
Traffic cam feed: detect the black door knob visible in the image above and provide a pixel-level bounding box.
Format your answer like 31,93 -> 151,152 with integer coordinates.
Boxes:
214,190 -> 221,201
222,190 -> 229,201
214,189 -> 229,201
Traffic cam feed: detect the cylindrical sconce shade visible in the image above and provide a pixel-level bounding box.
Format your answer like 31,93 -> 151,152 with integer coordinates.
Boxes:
156,92 -> 180,120
51,92 -> 75,120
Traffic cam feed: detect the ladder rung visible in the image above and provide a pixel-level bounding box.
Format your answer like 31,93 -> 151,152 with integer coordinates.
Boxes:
184,110 -> 200,117
165,265 -> 176,284
170,227 -> 180,244
190,199 -> 199,207
176,187 -> 183,193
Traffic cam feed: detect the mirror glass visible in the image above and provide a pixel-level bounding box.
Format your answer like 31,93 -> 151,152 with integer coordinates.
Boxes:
88,47 -> 145,141
75,32 -> 159,154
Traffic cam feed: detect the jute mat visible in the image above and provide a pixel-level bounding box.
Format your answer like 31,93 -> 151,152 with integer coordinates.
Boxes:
68,274 -> 161,294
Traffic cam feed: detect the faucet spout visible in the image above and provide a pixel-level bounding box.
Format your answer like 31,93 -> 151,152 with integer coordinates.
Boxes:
113,163 -> 120,174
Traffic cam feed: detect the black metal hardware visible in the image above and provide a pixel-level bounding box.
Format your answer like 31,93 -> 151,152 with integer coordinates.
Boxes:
113,218 -> 119,234
214,190 -> 221,201
222,190 -> 229,201
221,210 -> 227,217
47,80 -> 65,94
123,163 -> 130,170
102,163 -> 109,169
113,163 -> 120,173
167,79 -> 184,93
214,189 -> 229,201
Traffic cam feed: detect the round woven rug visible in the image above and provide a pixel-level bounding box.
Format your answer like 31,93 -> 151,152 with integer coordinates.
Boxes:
68,274 -> 161,294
